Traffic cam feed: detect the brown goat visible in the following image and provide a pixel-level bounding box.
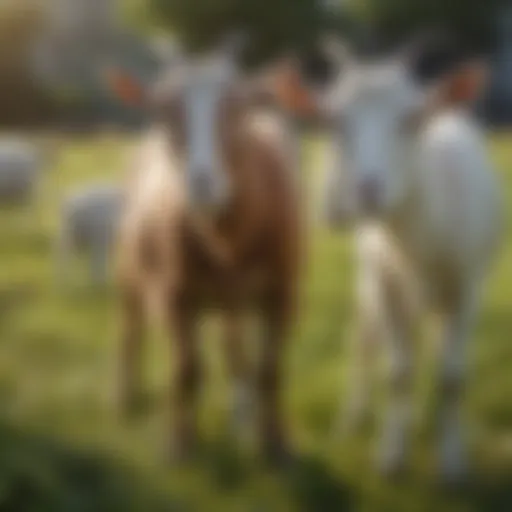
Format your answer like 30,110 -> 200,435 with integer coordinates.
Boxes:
108,49 -> 304,465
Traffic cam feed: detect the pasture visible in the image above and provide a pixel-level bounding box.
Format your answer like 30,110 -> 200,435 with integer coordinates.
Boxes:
0,131 -> 510,511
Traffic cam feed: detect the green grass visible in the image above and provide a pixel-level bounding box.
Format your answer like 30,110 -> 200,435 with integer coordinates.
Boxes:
0,131 -> 511,511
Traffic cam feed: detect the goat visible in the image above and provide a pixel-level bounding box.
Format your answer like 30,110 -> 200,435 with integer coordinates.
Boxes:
56,183 -> 124,287
106,38 -> 303,465
301,34 -> 504,482
0,138 -> 45,207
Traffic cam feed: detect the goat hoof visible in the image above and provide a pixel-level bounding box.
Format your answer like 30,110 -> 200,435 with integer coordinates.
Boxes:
337,410 -> 373,438
165,446 -> 193,467
439,464 -> 469,490
164,444 -> 194,468
379,463 -> 408,482
438,445 -> 469,489
164,433 -> 200,467
262,441 -> 296,470
376,452 -> 408,481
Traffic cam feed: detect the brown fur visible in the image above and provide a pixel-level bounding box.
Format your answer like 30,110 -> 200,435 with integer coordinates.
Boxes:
115,88 -> 302,463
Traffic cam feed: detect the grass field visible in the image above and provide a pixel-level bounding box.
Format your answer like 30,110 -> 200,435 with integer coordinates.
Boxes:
0,131 -> 511,511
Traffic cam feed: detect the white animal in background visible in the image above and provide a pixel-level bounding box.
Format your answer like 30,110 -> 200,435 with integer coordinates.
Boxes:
0,138 -> 45,207
56,183 -> 124,287
315,35 -> 504,482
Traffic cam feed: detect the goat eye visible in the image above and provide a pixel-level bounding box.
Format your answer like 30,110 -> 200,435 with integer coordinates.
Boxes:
402,110 -> 423,133
336,114 -> 349,138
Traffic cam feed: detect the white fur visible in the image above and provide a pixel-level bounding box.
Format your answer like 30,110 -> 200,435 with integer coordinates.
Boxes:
182,54 -> 237,209
322,62 -> 425,217
117,125 -> 187,323
0,138 -> 44,206
326,63 -> 504,480
56,183 -> 124,286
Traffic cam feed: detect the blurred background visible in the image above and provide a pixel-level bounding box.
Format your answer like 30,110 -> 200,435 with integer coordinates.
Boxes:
0,0 -> 511,510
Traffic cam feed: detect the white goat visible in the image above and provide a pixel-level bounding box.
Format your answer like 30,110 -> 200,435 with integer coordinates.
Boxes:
317,39 -> 504,481
0,138 -> 44,207
56,183 -> 124,287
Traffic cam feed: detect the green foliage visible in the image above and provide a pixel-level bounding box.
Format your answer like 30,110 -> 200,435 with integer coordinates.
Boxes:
149,0 -> 337,64
0,1 -> 57,127
122,0 -> 157,34
0,423 -> 174,512
352,0 -> 507,51
147,0 -> 506,61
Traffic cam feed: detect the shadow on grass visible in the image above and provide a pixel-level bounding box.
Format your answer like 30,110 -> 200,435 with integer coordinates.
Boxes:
415,469 -> 512,512
193,437 -> 355,511
0,414 -> 355,512
465,472 -> 512,512
0,422 -> 182,512
284,455 -> 354,512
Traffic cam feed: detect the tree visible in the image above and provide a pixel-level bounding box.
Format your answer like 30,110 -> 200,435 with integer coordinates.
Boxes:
349,0 -> 507,52
0,1 -> 56,126
148,0 -> 346,65
146,0 -> 506,68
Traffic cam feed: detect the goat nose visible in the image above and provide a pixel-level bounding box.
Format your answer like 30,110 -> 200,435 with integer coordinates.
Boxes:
358,176 -> 383,212
192,170 -> 212,201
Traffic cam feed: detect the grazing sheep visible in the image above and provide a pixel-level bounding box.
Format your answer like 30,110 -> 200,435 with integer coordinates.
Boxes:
306,35 -> 504,482
56,183 -> 124,287
106,38 -> 303,465
0,138 -> 44,206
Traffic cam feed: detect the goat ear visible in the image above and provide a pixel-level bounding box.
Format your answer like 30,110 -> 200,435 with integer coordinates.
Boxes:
441,59 -> 489,104
404,30 -> 469,87
320,34 -> 351,72
103,67 -> 147,107
297,36 -> 348,90
219,31 -> 248,60
273,61 -> 321,117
